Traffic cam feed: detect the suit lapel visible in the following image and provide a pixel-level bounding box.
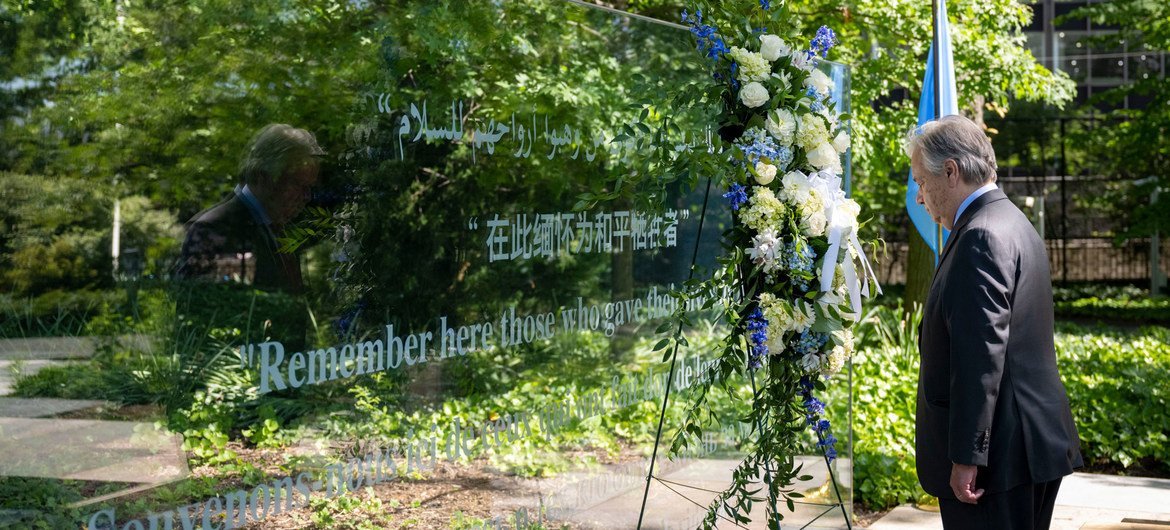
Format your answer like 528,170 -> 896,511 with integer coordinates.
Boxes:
931,188 -> 1009,283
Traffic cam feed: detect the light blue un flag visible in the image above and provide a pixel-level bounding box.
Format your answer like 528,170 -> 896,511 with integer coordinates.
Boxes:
906,0 -> 959,261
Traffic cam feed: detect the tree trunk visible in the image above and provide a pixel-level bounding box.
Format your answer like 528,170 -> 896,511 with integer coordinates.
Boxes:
904,231 -> 934,313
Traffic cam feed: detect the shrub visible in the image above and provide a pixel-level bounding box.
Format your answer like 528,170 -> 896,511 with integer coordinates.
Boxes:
1055,296 -> 1170,324
851,304 -> 931,510
1057,324 -> 1170,471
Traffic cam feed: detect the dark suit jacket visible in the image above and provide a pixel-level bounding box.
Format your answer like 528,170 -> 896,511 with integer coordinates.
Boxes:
916,188 -> 1082,498
175,193 -> 303,295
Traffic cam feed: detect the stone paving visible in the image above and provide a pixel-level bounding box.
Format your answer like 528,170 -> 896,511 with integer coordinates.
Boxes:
868,473 -> 1170,530
0,397 -> 106,418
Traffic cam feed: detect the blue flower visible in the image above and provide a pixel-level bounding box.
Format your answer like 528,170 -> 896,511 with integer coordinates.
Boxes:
786,239 -> 815,291
810,26 -> 837,58
707,37 -> 729,59
745,306 -> 770,370
759,0 -> 771,10
682,8 -> 727,60
792,330 -> 829,358
803,396 -> 826,416
723,183 -> 749,211
737,129 -> 791,171
798,376 -> 839,462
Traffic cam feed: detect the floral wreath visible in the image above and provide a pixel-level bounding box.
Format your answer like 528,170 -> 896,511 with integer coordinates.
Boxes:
665,2 -> 881,525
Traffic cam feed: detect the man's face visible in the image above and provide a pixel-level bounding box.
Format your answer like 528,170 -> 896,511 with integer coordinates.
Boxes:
911,149 -> 953,230
264,161 -> 319,226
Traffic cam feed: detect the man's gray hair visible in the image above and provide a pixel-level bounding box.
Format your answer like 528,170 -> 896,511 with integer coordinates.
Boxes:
240,124 -> 325,185
904,115 -> 997,186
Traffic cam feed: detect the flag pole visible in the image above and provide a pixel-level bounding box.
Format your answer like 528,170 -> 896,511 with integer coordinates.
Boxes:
932,0 -> 944,263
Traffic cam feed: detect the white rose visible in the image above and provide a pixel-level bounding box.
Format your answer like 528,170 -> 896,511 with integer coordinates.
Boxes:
759,34 -> 790,62
755,162 -> 777,185
739,82 -> 770,108
838,198 -> 861,223
832,131 -> 850,153
803,209 -> 827,237
807,142 -> 842,174
804,69 -> 834,97
765,109 -> 796,146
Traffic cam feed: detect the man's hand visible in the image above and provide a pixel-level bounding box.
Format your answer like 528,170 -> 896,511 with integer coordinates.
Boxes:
949,463 -> 984,504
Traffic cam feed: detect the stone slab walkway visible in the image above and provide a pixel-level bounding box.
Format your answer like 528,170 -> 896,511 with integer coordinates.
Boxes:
0,417 -> 188,484
868,473 -> 1170,530
0,335 -> 151,361
0,397 -> 106,418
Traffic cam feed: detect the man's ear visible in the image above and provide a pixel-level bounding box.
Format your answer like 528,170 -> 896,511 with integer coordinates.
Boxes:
944,159 -> 961,188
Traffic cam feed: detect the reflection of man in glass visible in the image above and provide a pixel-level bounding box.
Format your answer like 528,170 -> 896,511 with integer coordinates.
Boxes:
176,124 -> 323,294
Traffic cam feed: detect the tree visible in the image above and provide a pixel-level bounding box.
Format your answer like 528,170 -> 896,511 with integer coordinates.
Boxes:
1059,0 -> 1169,244
634,0 -> 1074,303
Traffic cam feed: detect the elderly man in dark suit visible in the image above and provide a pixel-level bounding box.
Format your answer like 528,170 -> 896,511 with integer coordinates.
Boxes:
176,124 -> 324,294
909,115 -> 1082,530
174,124 -> 323,350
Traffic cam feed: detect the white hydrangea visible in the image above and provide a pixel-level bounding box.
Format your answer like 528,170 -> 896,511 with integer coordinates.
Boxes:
760,293 -> 793,338
765,108 -> 796,146
797,113 -> 831,152
833,328 -> 855,355
728,46 -> 772,82
739,187 -> 787,233
801,186 -> 826,217
823,345 -> 847,376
